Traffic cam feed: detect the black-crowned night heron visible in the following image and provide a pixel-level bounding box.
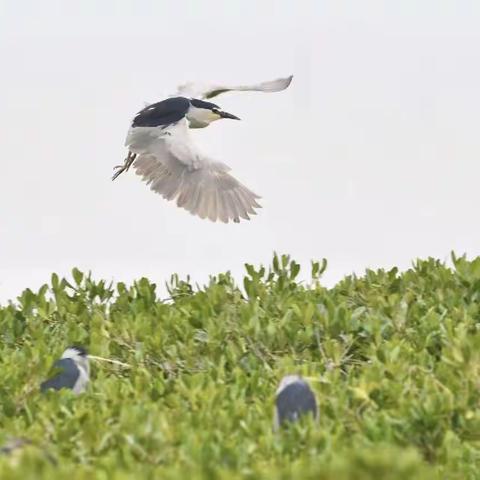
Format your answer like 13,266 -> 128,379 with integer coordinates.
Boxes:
0,438 -> 56,465
0,438 -> 32,456
40,346 -> 90,394
274,375 -> 318,430
112,75 -> 293,223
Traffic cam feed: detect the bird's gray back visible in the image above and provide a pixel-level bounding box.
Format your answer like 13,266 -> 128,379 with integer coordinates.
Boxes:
40,358 -> 79,392
276,381 -> 317,426
132,97 -> 191,128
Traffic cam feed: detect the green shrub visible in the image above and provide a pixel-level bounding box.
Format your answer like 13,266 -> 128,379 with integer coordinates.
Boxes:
1,253 -> 480,479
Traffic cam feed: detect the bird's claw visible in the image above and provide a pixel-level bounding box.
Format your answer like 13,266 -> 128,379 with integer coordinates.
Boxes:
111,152 -> 137,181
112,164 -> 131,181
111,167 -> 126,181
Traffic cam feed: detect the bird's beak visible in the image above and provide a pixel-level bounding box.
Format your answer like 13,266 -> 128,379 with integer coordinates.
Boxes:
219,110 -> 241,120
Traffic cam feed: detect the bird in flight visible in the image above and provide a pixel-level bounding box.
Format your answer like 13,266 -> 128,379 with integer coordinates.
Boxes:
113,75 -> 293,223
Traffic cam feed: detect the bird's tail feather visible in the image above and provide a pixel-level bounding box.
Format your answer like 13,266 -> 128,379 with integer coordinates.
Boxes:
134,155 -> 261,223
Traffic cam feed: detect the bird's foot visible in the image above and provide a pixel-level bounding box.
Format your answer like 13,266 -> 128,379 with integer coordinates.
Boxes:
111,165 -> 127,181
112,152 -> 137,181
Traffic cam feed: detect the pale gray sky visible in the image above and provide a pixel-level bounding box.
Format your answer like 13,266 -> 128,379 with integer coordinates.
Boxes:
1,1 -> 479,302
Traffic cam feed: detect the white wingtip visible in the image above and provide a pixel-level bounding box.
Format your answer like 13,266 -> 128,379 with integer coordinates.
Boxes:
254,75 -> 294,93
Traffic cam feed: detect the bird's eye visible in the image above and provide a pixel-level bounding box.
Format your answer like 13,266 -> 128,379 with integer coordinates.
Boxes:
212,108 -> 220,114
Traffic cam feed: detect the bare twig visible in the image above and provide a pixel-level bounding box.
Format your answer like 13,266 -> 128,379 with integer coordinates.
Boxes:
88,355 -> 131,368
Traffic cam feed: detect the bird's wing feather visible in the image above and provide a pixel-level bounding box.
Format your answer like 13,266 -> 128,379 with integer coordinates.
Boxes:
126,120 -> 261,223
176,75 -> 293,100
40,358 -> 79,392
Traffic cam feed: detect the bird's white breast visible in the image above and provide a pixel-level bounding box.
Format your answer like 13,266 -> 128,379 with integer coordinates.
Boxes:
73,365 -> 89,394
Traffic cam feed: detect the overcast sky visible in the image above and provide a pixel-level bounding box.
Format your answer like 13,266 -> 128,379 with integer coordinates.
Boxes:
1,1 -> 479,303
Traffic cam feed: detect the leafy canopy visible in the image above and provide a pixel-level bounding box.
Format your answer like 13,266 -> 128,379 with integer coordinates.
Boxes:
1,253 -> 480,479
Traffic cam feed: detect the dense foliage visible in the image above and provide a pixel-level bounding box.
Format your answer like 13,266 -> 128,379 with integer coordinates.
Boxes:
1,254 -> 480,479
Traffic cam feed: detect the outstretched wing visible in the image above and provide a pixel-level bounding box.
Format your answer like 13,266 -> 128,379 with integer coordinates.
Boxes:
176,75 -> 293,100
126,120 -> 261,223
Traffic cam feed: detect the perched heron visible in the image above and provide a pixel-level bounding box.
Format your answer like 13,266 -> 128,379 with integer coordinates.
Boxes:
0,437 -> 56,465
113,75 -> 293,223
274,375 -> 318,430
40,346 -> 90,394
0,438 -> 32,456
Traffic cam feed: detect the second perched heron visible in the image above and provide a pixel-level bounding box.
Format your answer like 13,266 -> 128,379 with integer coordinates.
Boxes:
274,375 -> 318,430
40,346 -> 90,394
0,438 -> 56,465
113,75 -> 293,223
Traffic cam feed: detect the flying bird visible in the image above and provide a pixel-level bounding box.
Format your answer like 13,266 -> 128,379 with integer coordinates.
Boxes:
274,375 -> 318,430
113,75 -> 293,223
40,346 -> 90,394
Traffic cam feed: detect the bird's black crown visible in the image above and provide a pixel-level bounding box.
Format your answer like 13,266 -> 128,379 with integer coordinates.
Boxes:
190,98 -> 220,110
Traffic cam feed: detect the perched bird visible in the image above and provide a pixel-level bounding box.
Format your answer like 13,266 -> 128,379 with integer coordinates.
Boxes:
113,75 -> 293,223
274,375 -> 318,430
0,438 -> 32,456
40,346 -> 90,394
0,437 -> 56,465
